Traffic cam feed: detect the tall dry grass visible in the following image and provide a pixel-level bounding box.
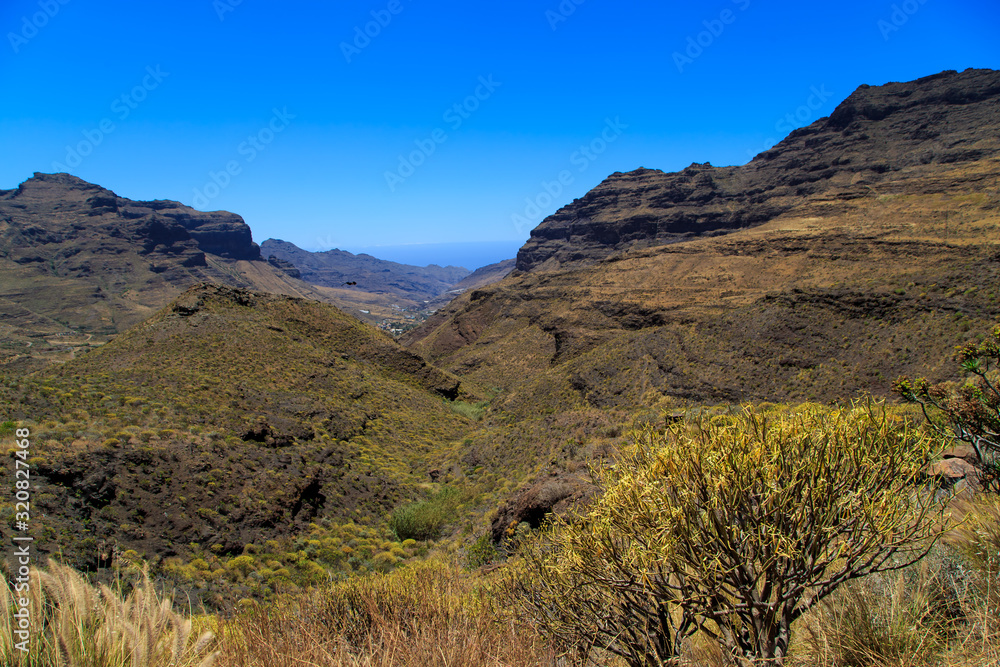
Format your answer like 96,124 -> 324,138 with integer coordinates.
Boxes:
216,558 -> 559,667
1,560 -> 217,667
787,494 -> 1000,667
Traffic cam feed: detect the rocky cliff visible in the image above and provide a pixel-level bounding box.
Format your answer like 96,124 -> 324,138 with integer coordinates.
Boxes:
407,68 -> 1000,413
516,68 -> 1000,272
0,173 -> 339,369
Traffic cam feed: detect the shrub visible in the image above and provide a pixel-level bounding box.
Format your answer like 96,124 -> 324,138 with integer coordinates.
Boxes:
949,494 -> 1000,582
448,400 -> 488,421
219,559 -> 556,666
806,555 -> 964,666
388,487 -> 464,541
519,402 -> 949,666
465,534 -> 499,569
895,324 -> 1000,489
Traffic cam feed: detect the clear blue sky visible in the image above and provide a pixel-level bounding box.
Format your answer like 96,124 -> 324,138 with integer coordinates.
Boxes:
1,0 -> 998,264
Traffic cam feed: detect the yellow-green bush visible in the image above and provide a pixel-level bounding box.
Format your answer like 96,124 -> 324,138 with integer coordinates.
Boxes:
519,402 -> 950,666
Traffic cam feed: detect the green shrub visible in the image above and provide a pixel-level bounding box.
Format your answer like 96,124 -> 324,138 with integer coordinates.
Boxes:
389,487 -> 464,541
465,534 -> 499,569
448,400 -> 488,421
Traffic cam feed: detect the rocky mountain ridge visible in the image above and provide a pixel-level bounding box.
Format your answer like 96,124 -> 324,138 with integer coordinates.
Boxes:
407,68 -> 1000,414
516,68 -> 1000,272
0,174 -> 420,369
260,238 -> 471,302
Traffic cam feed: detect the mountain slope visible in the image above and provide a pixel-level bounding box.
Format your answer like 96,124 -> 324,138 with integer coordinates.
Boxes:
261,238 -> 470,301
405,69 -> 1000,415
516,68 -> 1000,272
425,258 -> 517,308
0,174 -> 350,369
2,284 -> 472,569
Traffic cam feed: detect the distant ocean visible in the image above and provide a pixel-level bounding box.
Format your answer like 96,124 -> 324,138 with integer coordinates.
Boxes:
340,240 -> 524,272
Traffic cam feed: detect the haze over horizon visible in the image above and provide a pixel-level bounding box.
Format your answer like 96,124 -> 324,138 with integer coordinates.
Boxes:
2,0 -> 998,266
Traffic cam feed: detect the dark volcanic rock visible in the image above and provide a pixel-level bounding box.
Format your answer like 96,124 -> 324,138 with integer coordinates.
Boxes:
517,68 -> 1000,272
4,173 -> 261,261
0,173 -> 334,344
268,255 -> 302,279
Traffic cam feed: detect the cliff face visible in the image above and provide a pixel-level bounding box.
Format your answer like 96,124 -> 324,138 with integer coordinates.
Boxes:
0,173 -> 336,370
406,68 -> 1000,412
1,172 -> 261,265
516,68 -> 1000,272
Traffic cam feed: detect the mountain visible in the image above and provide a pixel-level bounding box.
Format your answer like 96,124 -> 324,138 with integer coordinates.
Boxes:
426,259 -> 517,308
261,239 -> 471,302
2,284 -> 472,569
449,259 -> 516,292
0,173 -> 351,370
516,68 -> 1000,272
405,69 -> 1000,414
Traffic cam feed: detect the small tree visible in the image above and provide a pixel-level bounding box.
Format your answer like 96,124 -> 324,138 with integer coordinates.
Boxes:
517,469 -> 697,666
894,324 -> 1000,489
519,403 -> 948,665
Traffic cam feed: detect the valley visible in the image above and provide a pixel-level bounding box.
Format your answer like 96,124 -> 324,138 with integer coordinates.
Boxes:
2,66 -> 1000,664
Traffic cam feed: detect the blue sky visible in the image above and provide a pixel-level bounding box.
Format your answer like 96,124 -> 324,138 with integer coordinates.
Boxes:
1,0 -> 998,268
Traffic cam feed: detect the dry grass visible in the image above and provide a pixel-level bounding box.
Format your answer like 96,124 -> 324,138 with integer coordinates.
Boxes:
215,558 -> 558,667
787,495 -> 1000,667
7,496 -> 1000,667
1,560 -> 218,667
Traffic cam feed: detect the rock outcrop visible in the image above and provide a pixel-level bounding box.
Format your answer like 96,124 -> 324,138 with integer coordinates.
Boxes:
517,68 -> 1000,272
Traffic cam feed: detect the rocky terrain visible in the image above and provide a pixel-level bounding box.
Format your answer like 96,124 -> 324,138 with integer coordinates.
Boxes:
408,68 -> 1000,415
2,68 -> 998,613
0,173 -> 351,370
516,68 -> 1000,272
1,284 -> 473,570
425,258 -> 517,308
